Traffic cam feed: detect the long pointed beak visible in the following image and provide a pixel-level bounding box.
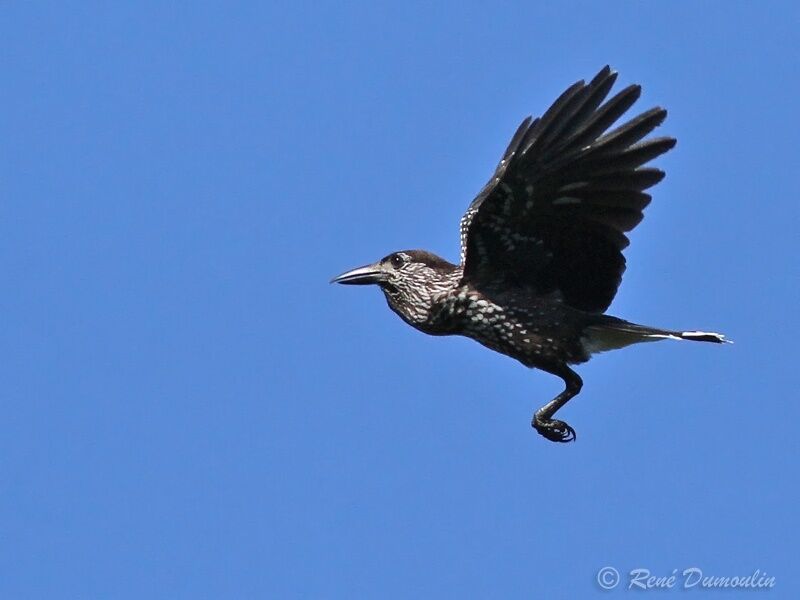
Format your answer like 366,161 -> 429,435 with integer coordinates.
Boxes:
330,262 -> 387,285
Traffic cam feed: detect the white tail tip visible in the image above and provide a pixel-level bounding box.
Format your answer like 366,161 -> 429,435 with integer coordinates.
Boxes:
680,331 -> 732,344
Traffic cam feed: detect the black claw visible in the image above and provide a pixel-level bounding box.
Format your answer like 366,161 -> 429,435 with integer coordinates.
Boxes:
533,418 -> 577,443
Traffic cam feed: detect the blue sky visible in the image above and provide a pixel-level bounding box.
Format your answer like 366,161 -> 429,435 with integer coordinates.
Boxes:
2,2 -> 798,598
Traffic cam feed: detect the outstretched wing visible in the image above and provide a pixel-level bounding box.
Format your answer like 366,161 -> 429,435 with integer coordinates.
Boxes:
459,66 -> 676,313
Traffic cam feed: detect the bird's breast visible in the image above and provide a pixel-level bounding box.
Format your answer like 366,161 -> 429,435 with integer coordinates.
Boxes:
431,288 -> 591,365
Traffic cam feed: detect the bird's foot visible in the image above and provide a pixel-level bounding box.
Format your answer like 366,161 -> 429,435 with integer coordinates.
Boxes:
532,416 -> 576,443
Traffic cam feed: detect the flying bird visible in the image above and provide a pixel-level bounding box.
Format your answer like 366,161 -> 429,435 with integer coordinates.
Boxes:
332,66 -> 727,442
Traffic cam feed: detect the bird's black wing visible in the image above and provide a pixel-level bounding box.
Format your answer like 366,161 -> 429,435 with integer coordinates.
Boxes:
459,66 -> 675,313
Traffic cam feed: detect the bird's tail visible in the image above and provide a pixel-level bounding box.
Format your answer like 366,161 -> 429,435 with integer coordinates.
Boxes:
581,316 -> 730,355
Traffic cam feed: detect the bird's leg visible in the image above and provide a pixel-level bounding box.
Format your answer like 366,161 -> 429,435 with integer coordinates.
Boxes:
532,367 -> 583,443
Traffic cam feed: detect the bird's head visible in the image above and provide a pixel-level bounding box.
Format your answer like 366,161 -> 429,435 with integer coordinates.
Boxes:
331,250 -> 459,326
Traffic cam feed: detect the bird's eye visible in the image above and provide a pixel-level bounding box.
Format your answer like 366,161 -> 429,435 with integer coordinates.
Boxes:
390,254 -> 404,268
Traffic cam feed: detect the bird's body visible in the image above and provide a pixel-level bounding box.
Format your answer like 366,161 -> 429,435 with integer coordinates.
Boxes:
381,256 -> 590,366
333,67 -> 727,442
441,286 -> 594,368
